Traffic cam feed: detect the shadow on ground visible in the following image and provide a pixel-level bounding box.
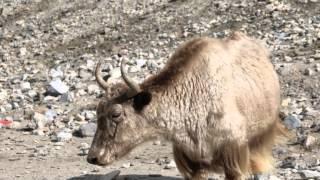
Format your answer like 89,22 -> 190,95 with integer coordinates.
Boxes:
68,170 -> 182,180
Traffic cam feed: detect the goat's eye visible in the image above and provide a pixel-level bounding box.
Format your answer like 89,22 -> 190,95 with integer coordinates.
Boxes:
111,111 -> 121,118
109,104 -> 123,122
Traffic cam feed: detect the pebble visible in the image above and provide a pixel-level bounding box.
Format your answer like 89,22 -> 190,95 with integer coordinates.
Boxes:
87,84 -> 100,95
153,140 -> 161,145
8,157 -> 21,161
91,167 -> 100,172
37,148 -> 49,156
109,68 -> 121,79
314,166 -> 320,171
122,162 -> 132,168
281,98 -> 291,107
303,135 -> 317,149
129,66 -> 140,73
19,47 -> 28,57
53,142 -> 65,146
299,170 -> 320,179
147,60 -> 158,71
32,129 -> 45,136
45,110 -> 57,122
47,79 -> 69,96
86,59 -> 95,69
304,68 -> 314,76
306,58 -> 315,64
16,150 -> 27,155
8,121 -> 21,129
136,59 -> 146,67
75,114 -> 85,122
56,130 -> 72,142
78,123 -> 97,137
60,92 -> 74,102
164,160 -> 176,169
79,142 -> 90,152
280,157 -> 296,169
80,143 -> 90,150
33,112 -> 46,130
253,174 -> 280,180
84,111 -> 96,120
27,90 -> 38,99
284,56 -> 292,62
284,114 -> 301,129
20,82 -> 31,91
0,89 -> 7,101
43,95 -> 59,102
155,158 -> 166,165
315,63 -> 320,72
49,68 -> 64,78
314,52 -> 320,60
79,69 -> 92,80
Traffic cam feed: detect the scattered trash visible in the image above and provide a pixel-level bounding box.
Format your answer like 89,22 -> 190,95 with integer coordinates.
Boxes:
0,119 -> 12,128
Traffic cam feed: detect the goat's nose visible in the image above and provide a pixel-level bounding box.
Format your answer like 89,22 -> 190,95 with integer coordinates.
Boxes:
87,156 -> 98,164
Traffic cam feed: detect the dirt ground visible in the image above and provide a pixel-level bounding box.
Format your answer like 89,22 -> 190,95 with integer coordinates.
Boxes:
0,130 -> 198,180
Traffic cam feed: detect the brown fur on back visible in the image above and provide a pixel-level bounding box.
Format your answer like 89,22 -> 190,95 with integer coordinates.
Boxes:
141,38 -> 212,89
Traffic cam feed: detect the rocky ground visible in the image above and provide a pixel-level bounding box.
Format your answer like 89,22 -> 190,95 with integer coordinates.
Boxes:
0,0 -> 320,179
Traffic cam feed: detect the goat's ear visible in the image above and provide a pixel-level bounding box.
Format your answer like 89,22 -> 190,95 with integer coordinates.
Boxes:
133,91 -> 152,111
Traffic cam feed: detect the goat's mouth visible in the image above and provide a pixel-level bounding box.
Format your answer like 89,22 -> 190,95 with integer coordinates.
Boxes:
87,147 -> 131,167
87,139 -> 142,166
87,154 -> 116,166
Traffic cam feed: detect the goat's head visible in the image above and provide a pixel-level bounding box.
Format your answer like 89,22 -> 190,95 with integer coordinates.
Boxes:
87,59 -> 153,166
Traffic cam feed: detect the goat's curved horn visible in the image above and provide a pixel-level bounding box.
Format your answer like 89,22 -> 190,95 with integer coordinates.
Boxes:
95,61 -> 109,90
120,58 -> 141,95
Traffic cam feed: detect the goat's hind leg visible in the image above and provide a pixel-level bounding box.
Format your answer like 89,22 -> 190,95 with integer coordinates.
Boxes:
221,142 -> 249,180
249,120 -> 285,178
173,146 -> 209,180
